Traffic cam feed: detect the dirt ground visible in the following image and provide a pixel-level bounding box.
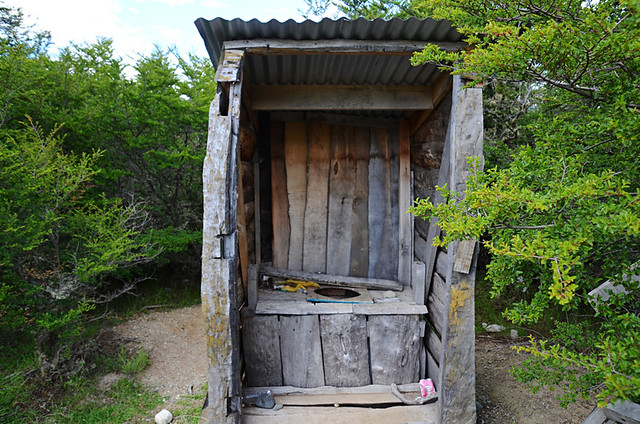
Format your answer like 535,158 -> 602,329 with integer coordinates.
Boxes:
108,304 -> 596,423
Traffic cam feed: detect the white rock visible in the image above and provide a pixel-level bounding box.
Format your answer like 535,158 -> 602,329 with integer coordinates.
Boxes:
484,324 -> 506,333
155,409 -> 173,424
510,329 -> 519,340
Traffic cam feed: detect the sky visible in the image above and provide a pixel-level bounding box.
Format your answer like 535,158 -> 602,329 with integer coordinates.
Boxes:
6,0 -> 322,62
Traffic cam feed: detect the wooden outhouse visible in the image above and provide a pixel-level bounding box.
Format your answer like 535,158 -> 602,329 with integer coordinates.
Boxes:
195,17 -> 483,424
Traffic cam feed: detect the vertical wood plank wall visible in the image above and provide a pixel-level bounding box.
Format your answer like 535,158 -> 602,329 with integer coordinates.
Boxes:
271,121 -> 402,283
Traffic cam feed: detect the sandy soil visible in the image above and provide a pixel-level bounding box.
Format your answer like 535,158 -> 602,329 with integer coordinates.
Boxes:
107,305 -> 597,423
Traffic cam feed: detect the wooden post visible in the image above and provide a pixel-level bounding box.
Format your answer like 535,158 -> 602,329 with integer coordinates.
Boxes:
202,50 -> 245,424
437,75 -> 483,424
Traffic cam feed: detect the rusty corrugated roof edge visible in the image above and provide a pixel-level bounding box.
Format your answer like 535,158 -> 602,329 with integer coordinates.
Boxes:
195,16 -> 462,68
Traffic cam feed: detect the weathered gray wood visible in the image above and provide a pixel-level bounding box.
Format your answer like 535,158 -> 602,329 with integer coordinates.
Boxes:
320,315 -> 370,387
435,250 -> 448,280
327,125 -> 356,275
237,161 -> 250,293
350,127 -> 370,277
252,84 -> 433,111
280,315 -> 325,387
244,383 -> 421,397
256,300 -> 354,315
247,264 -> 258,308
369,315 -> 421,385
242,404 -> 438,424
285,121 -> 308,270
427,273 -> 446,336
202,87 -> 243,423
603,401 -> 640,424
271,121 -> 289,269
368,128 -> 398,280
415,233 -> 429,264
582,407 -> 609,424
303,122 -> 331,273
271,111 -> 399,129
352,302 -> 427,315
425,326 -> 442,364
426,349 -> 440,389
242,315 -> 283,387
453,239 -> 476,274
412,260 -> 427,305
423,122 -> 451,304
253,160 -> 262,265
260,265 -> 403,291
398,120 -> 413,286
223,38 -> 468,55
215,49 -> 244,83
438,75 -> 483,424
410,73 -> 452,135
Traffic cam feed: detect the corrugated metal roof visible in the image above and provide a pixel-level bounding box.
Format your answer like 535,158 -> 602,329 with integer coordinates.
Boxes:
194,17 -> 463,68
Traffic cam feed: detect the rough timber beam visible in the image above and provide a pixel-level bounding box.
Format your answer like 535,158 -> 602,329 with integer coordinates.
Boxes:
252,84 -> 433,111
223,39 -> 468,55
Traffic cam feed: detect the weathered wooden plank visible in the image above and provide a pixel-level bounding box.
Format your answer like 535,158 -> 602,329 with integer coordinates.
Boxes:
215,49 -> 244,83
242,315 -> 283,387
427,272 -> 446,336
398,120 -> 412,286
271,111 -> 398,129
425,326 -> 442,363
581,407 -> 609,424
223,38 -> 468,55
280,315 -> 325,388
603,401 -> 640,424
423,122 -> 451,302
244,383 -> 421,397
438,75 -> 483,424
253,160 -> 262,265
327,126 -> 356,275
412,260 -> 427,306
303,123 -> 331,273
285,121 -> 308,270
271,121 -> 289,269
427,349 -> 440,389
435,250 -> 448,280
242,404 -> 438,424
320,315 -> 370,387
260,265 -> 403,291
410,73 -> 452,135
368,315 -> 421,385
237,161 -> 250,293
352,302 -> 427,315
453,239 -> 476,274
368,128 -> 398,280
202,88 -> 242,423
350,127 -> 370,277
247,264 -> 258,309
415,233 -> 429,264
252,84 -> 433,111
256,300 -> 354,315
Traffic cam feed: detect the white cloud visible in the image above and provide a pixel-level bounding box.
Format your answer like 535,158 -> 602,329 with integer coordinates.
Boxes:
147,0 -> 195,6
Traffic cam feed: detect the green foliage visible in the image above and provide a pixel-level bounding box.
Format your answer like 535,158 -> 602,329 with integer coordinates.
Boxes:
406,0 -> 640,406
117,347 -> 151,375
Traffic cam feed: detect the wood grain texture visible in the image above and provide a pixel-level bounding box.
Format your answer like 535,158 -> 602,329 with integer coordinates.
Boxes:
303,122 -> 331,273
280,315 -> 325,388
327,125 -> 356,276
398,120 -> 412,285
252,84 -> 433,110
237,161 -> 249,293
271,121 -> 289,269
368,315 -> 421,385
242,404 -> 437,424
285,121 -> 308,270
320,315 -> 370,387
350,127 -> 370,277
242,315 -> 283,387
412,260 -> 426,306
368,128 -> 398,280
202,86 -> 243,423
438,75 -> 483,424
260,265 -> 403,291
427,272 -> 446,336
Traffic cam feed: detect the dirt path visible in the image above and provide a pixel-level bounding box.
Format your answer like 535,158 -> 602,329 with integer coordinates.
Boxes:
109,305 -> 596,423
